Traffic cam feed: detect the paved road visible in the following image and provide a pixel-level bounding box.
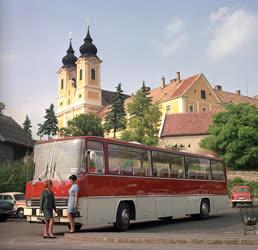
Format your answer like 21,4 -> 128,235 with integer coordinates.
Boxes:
0,206 -> 257,250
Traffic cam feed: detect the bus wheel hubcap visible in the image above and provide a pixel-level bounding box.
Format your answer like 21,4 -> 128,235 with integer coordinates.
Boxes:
121,209 -> 129,224
202,202 -> 209,215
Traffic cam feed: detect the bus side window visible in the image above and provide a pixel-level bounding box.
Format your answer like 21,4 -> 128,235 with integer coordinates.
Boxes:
185,157 -> 210,180
131,148 -> 149,176
210,160 -> 225,181
108,144 -> 132,175
152,151 -> 170,178
87,141 -> 105,174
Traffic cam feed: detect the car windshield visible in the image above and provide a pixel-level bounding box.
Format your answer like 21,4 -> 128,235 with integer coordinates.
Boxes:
236,187 -> 250,193
14,194 -> 25,200
33,139 -> 85,181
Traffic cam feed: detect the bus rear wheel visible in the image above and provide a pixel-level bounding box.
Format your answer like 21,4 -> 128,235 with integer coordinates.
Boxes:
114,202 -> 130,232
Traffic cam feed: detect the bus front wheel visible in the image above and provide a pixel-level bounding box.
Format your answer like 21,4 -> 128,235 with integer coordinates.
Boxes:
114,202 -> 130,232
199,199 -> 210,219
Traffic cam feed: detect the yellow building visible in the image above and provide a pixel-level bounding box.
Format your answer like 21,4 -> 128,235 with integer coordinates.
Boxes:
57,27 -> 106,132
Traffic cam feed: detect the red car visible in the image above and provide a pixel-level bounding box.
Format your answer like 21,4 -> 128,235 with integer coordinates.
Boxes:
231,185 -> 253,208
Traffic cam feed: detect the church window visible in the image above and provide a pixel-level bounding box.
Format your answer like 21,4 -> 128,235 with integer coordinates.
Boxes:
201,90 -> 206,99
189,105 -> 194,112
91,68 -> 95,80
68,99 -> 70,105
79,94 -> 82,98
61,79 -> 64,89
79,69 -> 82,80
202,107 -> 206,112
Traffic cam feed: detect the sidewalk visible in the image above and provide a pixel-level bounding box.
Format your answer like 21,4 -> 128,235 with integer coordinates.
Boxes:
65,231 -> 258,245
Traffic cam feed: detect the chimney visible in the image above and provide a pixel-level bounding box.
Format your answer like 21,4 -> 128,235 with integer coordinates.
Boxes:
214,85 -> 222,91
176,72 -> 181,83
160,76 -> 166,89
236,90 -> 241,95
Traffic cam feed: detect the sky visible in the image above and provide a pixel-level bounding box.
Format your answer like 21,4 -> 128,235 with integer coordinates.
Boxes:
0,0 -> 258,138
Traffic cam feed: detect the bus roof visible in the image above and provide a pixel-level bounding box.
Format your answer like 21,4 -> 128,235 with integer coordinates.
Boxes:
36,136 -> 222,161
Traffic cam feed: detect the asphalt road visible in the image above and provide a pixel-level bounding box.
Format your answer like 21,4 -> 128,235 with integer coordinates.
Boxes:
0,206 -> 258,250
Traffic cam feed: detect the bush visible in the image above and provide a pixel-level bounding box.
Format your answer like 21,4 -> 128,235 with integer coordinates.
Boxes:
228,177 -> 258,198
0,157 -> 33,193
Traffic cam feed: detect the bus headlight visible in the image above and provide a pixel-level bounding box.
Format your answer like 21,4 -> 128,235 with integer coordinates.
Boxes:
26,200 -> 32,206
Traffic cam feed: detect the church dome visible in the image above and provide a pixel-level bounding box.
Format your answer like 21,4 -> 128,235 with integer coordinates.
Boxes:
79,27 -> 98,57
62,40 -> 77,68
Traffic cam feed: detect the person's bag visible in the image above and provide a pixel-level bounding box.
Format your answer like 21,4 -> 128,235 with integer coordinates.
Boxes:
73,208 -> 80,217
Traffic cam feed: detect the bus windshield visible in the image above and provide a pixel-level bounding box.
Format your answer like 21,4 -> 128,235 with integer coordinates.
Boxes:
33,139 -> 85,181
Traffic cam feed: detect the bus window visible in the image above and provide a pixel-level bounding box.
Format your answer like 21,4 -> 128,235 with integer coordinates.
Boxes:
108,144 -> 132,175
185,157 -> 210,180
152,151 -> 170,178
131,148 -> 150,176
169,154 -> 185,179
210,160 -> 225,181
87,141 -> 105,174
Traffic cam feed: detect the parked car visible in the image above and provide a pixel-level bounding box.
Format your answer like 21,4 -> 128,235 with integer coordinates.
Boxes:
231,186 -> 253,208
0,192 -> 26,218
0,200 -> 14,222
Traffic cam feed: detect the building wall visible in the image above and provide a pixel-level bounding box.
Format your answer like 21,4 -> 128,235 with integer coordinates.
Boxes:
160,98 -> 181,116
183,76 -> 221,112
159,134 -> 216,156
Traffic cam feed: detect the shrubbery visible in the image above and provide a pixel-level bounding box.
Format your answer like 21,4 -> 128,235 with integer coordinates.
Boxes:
0,157 -> 33,193
228,177 -> 258,198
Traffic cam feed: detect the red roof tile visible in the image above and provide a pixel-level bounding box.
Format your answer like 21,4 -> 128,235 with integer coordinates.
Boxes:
149,74 -> 200,103
214,89 -> 258,108
161,112 -> 214,137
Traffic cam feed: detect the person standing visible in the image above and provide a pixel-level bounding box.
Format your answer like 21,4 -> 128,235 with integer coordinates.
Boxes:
67,175 -> 79,233
40,179 -> 57,238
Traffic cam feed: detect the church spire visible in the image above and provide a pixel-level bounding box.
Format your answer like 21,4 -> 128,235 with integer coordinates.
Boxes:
79,24 -> 98,58
62,33 -> 77,68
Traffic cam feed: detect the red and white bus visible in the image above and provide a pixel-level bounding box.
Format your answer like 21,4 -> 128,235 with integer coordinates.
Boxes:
24,136 -> 227,231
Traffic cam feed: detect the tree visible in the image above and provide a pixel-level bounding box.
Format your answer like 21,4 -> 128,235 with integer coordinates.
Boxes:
0,102 -> 5,114
104,83 -> 127,138
121,82 -> 161,146
59,113 -> 104,137
37,104 -> 58,139
23,115 -> 32,137
200,103 -> 258,170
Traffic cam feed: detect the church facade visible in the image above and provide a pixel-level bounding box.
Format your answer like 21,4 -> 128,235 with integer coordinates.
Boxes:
56,27 -> 106,131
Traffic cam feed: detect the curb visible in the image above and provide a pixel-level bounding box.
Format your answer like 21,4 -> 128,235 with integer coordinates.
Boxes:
64,234 -> 258,245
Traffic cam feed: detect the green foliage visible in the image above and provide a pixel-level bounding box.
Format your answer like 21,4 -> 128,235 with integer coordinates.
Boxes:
121,82 -> 161,146
59,113 -> 104,137
104,83 -> 127,138
37,104 -> 58,139
0,102 -> 5,113
228,177 -> 258,198
23,115 -> 32,137
0,157 -> 34,193
201,104 -> 258,170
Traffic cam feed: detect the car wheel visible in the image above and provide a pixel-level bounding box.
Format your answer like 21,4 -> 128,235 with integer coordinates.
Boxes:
17,208 -> 24,218
114,202 -> 130,232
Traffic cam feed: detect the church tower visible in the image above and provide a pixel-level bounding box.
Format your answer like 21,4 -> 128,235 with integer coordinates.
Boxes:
56,27 -> 103,132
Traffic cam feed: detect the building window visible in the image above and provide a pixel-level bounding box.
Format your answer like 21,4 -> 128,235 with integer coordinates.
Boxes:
91,68 -> 95,80
79,69 -> 82,80
202,107 -> 206,112
61,79 -> 64,89
79,94 -> 82,98
68,99 -> 70,105
201,90 -> 206,99
60,102 -> 63,106
166,105 -> 171,113
189,105 -> 194,112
